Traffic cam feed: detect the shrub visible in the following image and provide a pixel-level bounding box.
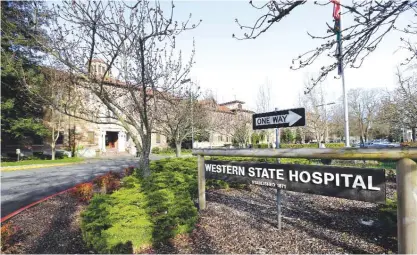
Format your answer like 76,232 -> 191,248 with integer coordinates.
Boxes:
279,143 -> 345,149
81,158 -> 199,253
401,141 -> 417,148
124,166 -> 135,176
1,223 -> 16,250
81,190 -> 153,254
93,172 -> 121,194
71,183 -> 93,201
151,147 -> 160,154
255,144 -> 269,149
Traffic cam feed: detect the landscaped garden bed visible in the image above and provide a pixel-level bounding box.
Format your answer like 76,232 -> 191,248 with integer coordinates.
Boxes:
1,158 -> 398,254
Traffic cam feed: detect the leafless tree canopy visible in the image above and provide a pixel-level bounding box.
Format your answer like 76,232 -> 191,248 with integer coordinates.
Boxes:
234,1 -> 417,92
379,66 -> 417,139
299,79 -> 329,144
153,82 -> 210,157
40,0 -> 201,175
348,88 -> 381,144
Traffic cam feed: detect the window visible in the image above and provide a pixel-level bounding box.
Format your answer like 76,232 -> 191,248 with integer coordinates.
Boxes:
56,132 -> 64,145
88,131 -> 95,144
156,134 -> 161,144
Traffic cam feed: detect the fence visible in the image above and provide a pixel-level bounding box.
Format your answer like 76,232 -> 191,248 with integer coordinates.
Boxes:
192,147 -> 417,254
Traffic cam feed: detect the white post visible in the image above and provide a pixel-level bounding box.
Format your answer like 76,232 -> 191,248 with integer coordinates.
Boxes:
101,131 -> 106,152
339,2 -> 350,147
118,131 -> 126,152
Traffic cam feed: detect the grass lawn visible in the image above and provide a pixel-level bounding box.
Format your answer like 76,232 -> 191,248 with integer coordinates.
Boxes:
1,157 -> 84,167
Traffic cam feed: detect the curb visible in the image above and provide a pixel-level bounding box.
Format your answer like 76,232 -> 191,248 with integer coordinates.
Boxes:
1,162 -> 84,172
0,166 -> 134,223
1,187 -> 76,223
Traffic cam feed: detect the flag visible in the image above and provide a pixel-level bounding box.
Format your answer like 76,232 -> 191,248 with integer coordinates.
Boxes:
332,0 -> 341,20
332,0 -> 343,75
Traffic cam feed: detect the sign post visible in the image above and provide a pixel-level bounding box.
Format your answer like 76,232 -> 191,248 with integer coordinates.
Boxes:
396,158 -> 417,253
274,107 -> 282,229
198,155 -> 206,210
16,148 -> 20,162
254,107 -> 306,229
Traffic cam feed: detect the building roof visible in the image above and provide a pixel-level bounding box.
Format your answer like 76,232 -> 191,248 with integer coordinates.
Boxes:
217,105 -> 233,113
91,58 -> 106,64
232,108 -> 255,114
218,100 -> 245,106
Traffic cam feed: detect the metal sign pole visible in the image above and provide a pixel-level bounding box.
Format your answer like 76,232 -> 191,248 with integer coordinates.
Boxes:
275,107 -> 282,230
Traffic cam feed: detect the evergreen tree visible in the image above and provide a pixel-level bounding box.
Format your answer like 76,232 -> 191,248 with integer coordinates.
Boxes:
1,1 -> 50,143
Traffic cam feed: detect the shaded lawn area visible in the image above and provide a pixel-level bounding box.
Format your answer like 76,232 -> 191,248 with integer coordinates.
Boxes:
1,157 -> 84,167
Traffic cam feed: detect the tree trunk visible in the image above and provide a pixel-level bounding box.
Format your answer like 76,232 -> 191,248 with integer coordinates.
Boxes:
139,135 -> 151,177
51,145 -> 56,160
412,127 -> 416,141
175,141 -> 181,157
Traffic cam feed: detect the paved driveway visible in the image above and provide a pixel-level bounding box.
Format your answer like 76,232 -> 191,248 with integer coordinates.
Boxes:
1,155 -> 170,217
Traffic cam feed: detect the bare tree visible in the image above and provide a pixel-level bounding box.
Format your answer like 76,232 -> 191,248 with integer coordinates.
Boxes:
348,88 -> 381,144
300,79 -> 328,145
256,79 -> 273,146
234,1 -> 416,91
154,83 -> 209,157
37,1 -> 201,176
380,67 -> 417,140
40,69 -> 69,160
232,116 -> 252,147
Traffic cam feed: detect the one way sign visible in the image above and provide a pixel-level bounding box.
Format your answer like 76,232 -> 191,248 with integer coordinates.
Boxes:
252,108 -> 306,130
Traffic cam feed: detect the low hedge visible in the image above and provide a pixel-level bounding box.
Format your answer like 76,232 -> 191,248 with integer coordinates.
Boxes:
151,147 -> 192,155
279,143 -> 345,149
81,158 -> 199,253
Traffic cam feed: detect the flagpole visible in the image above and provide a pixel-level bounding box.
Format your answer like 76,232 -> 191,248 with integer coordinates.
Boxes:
341,57 -> 350,147
334,0 -> 350,147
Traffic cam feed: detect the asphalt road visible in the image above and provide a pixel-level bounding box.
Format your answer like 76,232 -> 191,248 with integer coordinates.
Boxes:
1,155 -> 170,217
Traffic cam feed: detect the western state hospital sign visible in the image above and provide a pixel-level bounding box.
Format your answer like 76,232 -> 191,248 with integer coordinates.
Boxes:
205,160 -> 386,203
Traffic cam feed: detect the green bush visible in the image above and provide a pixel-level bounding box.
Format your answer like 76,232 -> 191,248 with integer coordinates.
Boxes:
81,158 -> 199,253
155,148 -> 193,155
279,143 -> 345,149
151,147 -> 160,154
81,188 -> 153,254
255,143 -> 269,149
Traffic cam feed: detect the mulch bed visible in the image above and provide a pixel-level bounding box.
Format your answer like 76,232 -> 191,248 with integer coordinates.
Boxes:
157,181 -> 397,254
2,181 -> 397,254
1,192 -> 93,254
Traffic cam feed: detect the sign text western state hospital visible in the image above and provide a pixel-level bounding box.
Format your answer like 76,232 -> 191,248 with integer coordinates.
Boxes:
204,160 -> 386,203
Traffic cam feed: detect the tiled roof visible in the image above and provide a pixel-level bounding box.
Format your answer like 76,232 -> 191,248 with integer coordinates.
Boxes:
218,100 -> 245,106
91,58 -> 106,64
217,105 -> 233,113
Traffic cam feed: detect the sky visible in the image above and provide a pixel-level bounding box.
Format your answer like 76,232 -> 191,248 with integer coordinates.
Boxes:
47,0 -> 414,112
161,0 -> 414,112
